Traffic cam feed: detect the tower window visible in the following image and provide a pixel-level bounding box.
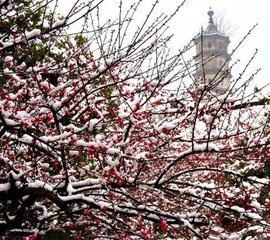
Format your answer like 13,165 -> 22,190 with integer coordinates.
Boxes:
208,42 -> 212,49
219,42 -> 222,49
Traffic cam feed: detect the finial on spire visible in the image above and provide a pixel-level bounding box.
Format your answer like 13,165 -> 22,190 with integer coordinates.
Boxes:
205,7 -> 219,34
207,7 -> 214,24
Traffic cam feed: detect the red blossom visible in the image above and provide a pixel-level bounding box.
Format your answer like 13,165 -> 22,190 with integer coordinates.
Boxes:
159,218 -> 167,232
0,1 -> 269,239
83,209 -> 91,216
100,205 -> 108,211
161,128 -> 170,135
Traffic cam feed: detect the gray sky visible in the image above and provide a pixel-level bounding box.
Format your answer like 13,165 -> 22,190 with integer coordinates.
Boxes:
60,0 -> 270,91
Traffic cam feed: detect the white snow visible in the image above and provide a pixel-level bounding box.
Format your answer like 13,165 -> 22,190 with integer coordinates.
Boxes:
106,148 -> 120,155
147,213 -> 159,220
35,202 -> 48,220
75,140 -> 98,148
66,183 -> 76,195
39,136 -> 51,142
198,182 -> 216,189
161,122 -> 177,130
89,72 -> 99,79
204,115 -> 213,124
119,50 -> 126,58
97,201 -> 111,208
135,152 -> 147,159
150,80 -> 159,87
167,108 -> 178,113
181,218 -> 199,234
231,205 -> 245,213
79,55 -> 87,64
251,201 -> 261,209
95,97 -> 105,103
4,56 -> 13,62
28,180 -> 53,191
26,29 -> 41,39
113,205 -> 138,215
10,170 -> 23,180
52,19 -> 65,28
194,143 -> 219,152
0,182 -> 11,192
245,212 -> 262,220
42,20 -> 50,29
69,150 -> 80,157
118,112 -> 130,118
72,178 -> 101,187
246,225 -> 263,231
98,65 -> 106,73
105,58 -> 114,65
39,107 -> 50,114
110,90 -> 120,97
16,111 -> 30,119
4,118 -> 18,126
248,176 -> 269,184
2,41 -> 13,49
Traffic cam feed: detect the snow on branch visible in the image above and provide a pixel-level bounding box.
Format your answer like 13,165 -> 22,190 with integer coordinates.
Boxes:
0,0 -> 270,239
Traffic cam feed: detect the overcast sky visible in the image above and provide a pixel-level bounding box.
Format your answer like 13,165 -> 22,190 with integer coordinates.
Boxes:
173,0 -> 270,90
157,0 -> 270,90
60,0 -> 270,91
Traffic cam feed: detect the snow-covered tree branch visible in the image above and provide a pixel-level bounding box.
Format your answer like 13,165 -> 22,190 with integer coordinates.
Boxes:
0,0 -> 269,239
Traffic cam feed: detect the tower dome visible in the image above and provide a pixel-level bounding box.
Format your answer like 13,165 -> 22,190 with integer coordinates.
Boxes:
193,8 -> 231,95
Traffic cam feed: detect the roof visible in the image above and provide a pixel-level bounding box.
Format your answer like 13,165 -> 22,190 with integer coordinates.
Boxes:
194,8 -> 229,42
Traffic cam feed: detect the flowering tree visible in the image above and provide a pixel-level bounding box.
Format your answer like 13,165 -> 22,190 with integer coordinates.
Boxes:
0,0 -> 270,239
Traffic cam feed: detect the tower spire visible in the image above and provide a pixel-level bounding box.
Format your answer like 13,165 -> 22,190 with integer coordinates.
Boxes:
205,7 -> 219,34
208,7 -> 214,24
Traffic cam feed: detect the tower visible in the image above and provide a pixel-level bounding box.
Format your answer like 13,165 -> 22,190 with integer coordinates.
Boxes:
194,8 -> 231,95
